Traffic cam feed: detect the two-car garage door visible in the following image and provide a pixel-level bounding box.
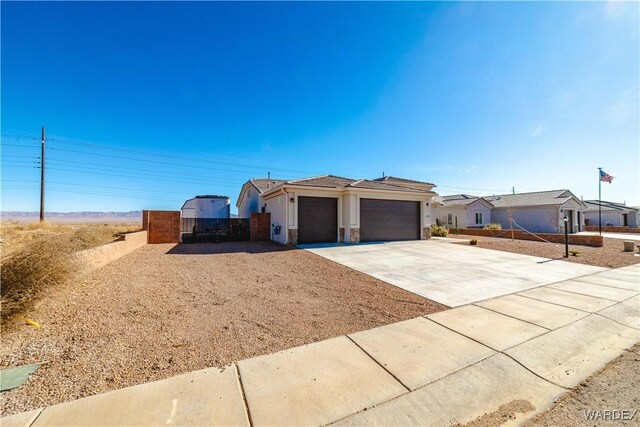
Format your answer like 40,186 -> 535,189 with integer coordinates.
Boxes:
360,199 -> 420,242
297,196 -> 420,244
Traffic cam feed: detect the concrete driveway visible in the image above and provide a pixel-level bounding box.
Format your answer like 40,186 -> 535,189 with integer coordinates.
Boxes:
302,240 -> 605,307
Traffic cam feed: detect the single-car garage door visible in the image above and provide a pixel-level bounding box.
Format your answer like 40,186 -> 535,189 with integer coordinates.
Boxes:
360,199 -> 420,242
298,196 -> 338,244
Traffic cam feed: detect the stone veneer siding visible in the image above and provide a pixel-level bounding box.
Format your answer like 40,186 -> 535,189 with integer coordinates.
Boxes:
339,227 -> 345,243
287,229 -> 298,245
349,228 -> 360,243
423,226 -> 431,240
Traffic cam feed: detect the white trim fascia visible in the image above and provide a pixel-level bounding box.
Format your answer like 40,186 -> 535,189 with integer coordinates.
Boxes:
261,184 -> 342,198
343,187 -> 436,198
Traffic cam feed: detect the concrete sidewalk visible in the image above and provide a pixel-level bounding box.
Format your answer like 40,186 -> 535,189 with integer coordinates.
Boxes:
2,265 -> 638,426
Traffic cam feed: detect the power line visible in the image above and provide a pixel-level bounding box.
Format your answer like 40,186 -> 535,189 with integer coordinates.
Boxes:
42,157 -> 256,184
47,145 -> 314,176
3,132 -> 515,203
0,133 -> 40,141
0,143 -> 41,149
3,133 -> 320,176
46,181 -> 202,196
1,155 -> 40,159
3,186 -> 185,203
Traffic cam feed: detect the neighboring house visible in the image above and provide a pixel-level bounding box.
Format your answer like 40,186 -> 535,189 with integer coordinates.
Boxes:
181,195 -> 231,219
431,194 -> 493,229
485,190 -> 587,234
583,200 -> 639,228
236,175 -> 437,244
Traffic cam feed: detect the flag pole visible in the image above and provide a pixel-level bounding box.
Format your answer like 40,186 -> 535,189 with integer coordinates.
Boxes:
598,167 -> 602,236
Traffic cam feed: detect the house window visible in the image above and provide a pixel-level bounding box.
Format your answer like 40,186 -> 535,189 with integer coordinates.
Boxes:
475,212 -> 483,225
447,213 -> 452,225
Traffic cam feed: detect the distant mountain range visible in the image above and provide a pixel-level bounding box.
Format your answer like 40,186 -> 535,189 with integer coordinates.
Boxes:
2,211 -> 142,223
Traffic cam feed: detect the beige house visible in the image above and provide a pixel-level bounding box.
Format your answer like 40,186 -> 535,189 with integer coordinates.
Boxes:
431,195 -> 494,229
583,200 -> 638,228
236,175 -> 437,244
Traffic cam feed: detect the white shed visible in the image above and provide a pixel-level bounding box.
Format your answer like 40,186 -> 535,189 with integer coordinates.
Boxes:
181,195 -> 230,219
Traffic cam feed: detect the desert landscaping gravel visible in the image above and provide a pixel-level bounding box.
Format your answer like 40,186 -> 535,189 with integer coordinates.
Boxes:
0,241 -> 447,416
450,235 -> 639,269
527,343 -> 640,426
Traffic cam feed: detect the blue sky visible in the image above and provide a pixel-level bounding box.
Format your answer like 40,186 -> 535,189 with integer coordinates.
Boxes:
2,1 -> 638,213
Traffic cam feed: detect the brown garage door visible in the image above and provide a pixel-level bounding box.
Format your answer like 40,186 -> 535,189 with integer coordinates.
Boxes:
360,199 -> 420,242
298,196 -> 338,244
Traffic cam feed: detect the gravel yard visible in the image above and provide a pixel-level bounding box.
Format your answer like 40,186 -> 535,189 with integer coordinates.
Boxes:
0,242 -> 446,416
528,343 -> 640,426
449,235 -> 639,269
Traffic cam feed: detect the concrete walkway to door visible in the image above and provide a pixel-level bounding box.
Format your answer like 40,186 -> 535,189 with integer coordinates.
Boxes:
301,239 -> 605,307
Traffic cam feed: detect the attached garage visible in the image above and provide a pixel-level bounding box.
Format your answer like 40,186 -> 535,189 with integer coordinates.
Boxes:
360,199 -> 420,242
298,196 -> 338,244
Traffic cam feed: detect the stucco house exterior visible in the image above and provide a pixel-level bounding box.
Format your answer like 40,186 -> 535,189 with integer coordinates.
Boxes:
430,189 -> 587,234
583,200 -> 639,228
431,195 -> 493,229
484,190 -> 587,233
236,175 -> 437,244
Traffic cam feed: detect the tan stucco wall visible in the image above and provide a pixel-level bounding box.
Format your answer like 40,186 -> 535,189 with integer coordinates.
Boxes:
76,230 -> 148,271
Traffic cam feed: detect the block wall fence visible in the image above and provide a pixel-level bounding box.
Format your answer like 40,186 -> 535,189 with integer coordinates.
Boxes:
448,228 -> 604,247
76,230 -> 148,271
143,210 -> 181,244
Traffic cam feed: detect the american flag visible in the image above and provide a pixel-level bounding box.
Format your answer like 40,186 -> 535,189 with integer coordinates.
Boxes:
600,169 -> 614,183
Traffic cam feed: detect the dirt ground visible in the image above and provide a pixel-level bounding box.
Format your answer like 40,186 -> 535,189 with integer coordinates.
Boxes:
0,242 -> 447,416
528,343 -> 640,426
449,235 -> 639,269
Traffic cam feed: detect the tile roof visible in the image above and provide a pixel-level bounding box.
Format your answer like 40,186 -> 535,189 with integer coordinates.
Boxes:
434,194 -> 492,207
259,175 -> 435,194
441,194 -> 478,201
484,190 -> 582,208
288,175 -> 355,188
372,176 -> 436,187
583,200 -> 638,211
250,178 -> 288,193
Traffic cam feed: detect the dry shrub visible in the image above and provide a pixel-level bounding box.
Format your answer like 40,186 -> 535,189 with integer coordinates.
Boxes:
431,224 -> 449,237
483,223 -> 502,230
1,233 -> 80,323
1,222 -> 141,325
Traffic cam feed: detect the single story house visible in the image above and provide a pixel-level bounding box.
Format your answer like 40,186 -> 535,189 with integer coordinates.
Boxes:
583,200 -> 638,228
484,190 -> 587,233
431,194 -> 494,229
431,189 -> 587,233
236,175 -> 437,244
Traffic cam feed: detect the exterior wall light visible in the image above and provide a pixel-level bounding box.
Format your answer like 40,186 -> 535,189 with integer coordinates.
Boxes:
290,197 -> 295,203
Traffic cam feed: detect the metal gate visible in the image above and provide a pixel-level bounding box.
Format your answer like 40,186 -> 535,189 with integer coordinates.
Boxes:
181,218 -> 250,243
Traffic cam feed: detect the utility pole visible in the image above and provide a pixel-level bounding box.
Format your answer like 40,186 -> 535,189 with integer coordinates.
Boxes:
512,186 -> 515,195
40,126 -> 45,222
